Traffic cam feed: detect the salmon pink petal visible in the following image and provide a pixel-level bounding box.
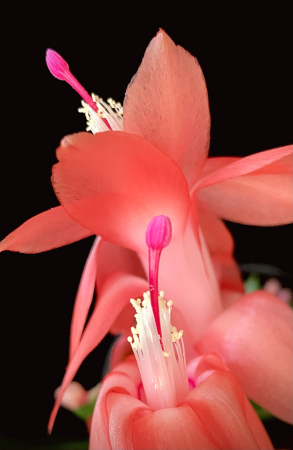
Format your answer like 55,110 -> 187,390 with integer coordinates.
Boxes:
91,354 -> 272,449
199,170 -> 292,225
69,236 -> 100,359
48,274 -> 148,432
95,240 -> 146,292
243,396 -> 275,450
89,357 -> 144,450
184,358 -> 273,449
196,145 -> 292,190
109,301 -> 136,336
192,153 -> 292,225
52,131 -> 191,252
123,30 -> 210,187
197,202 -> 243,298
186,353 -> 273,449
108,334 -> 133,370
132,405 -> 217,449
0,206 -> 92,253
212,253 -> 244,294
70,237 -> 146,360
199,156 -> 240,179
198,201 -> 234,256
195,291 -> 293,423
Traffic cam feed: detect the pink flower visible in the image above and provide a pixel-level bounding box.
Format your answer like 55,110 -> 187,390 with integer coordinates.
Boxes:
90,354 -> 273,450
89,216 -> 273,449
0,30 -> 292,430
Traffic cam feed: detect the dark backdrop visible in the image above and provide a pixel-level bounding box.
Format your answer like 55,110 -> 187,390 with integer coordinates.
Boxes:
0,3 -> 292,448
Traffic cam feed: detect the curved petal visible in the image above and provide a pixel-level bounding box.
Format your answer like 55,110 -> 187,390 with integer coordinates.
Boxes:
95,240 -> 146,292
199,156 -> 240,178
211,253 -> 244,294
195,145 -> 292,191
89,357 -> 145,450
197,200 -> 244,304
123,30 -> 210,187
195,290 -> 293,423
198,200 -> 234,255
69,236 -> 100,359
199,170 -> 292,225
48,274 -> 149,432
52,131 -> 191,252
184,355 -> 273,450
69,237 -> 146,360
0,205 -> 92,253
108,334 -> 133,370
187,353 -> 272,449
90,354 -> 272,449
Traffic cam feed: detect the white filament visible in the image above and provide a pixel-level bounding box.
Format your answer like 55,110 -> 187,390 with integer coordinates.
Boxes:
128,291 -> 189,410
78,94 -> 123,133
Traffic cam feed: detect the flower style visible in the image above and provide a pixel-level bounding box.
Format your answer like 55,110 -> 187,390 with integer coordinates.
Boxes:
0,30 -> 292,432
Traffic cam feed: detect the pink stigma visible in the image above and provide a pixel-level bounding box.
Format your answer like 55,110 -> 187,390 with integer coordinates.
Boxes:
45,49 -> 111,130
146,216 -> 172,340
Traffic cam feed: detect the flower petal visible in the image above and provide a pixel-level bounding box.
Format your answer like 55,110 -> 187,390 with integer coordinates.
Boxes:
95,240 -> 146,292
90,354 -> 272,449
69,237 -> 146,360
48,274 -> 148,432
108,334 -> 133,370
52,131 -> 191,252
198,200 -> 234,256
193,146 -> 293,225
123,30 -> 210,186
212,253 -> 244,294
197,201 -> 244,304
69,236 -> 100,359
195,290 -> 293,423
185,355 -> 273,449
199,170 -> 292,225
89,357 -> 144,450
196,145 -> 292,190
187,353 -> 272,449
0,206 -> 92,253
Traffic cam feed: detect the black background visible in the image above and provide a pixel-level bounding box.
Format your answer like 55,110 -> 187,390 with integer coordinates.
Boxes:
0,3 -> 292,448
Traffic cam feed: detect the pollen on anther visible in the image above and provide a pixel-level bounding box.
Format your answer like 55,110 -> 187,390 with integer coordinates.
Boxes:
128,290 -> 189,410
78,93 -> 123,134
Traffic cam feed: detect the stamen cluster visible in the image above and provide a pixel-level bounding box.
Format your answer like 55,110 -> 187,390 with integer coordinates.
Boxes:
78,94 -> 123,133
128,291 -> 189,410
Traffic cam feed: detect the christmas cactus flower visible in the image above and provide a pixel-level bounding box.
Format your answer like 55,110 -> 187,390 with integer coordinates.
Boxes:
89,216 -> 273,449
0,30 -> 292,433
